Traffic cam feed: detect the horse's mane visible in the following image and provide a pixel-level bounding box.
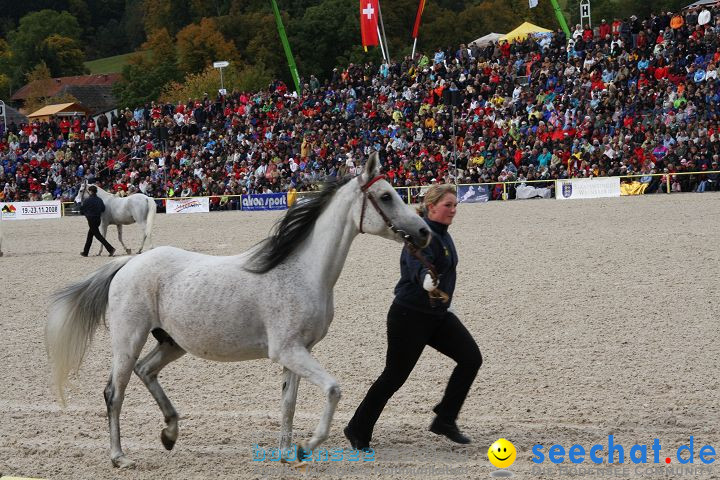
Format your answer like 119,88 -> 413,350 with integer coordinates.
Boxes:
244,176 -> 354,274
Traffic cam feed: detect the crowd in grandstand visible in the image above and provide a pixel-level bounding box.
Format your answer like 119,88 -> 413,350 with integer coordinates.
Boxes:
4,4 -> 720,203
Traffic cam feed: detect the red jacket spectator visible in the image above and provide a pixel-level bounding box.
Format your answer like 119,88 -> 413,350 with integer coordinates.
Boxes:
599,21 -> 611,39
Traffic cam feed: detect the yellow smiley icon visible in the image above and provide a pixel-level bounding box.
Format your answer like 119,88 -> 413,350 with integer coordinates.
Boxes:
488,438 -> 517,468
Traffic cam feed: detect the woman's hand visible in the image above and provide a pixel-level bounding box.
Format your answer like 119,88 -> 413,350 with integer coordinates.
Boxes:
423,273 -> 439,292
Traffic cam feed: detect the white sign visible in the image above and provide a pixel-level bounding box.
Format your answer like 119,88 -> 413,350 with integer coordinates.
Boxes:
0,201 -> 62,220
555,177 -> 620,200
213,61 -> 229,68
166,197 -> 210,214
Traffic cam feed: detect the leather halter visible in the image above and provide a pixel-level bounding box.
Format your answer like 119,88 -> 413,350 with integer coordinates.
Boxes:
357,175 -> 409,240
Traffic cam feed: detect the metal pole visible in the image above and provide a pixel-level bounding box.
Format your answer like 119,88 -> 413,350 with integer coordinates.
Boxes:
377,0 -> 390,61
270,0 -> 302,94
377,26 -> 388,62
411,37 -> 418,60
220,67 -> 225,93
549,0 -> 572,38
451,106 -> 458,184
0,100 -> 6,134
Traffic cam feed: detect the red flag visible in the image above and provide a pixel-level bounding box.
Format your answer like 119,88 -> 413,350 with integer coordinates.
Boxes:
412,0 -> 426,39
360,0 -> 379,47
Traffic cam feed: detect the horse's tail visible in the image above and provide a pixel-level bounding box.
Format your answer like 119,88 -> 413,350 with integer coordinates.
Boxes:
145,195 -> 156,248
45,256 -> 133,406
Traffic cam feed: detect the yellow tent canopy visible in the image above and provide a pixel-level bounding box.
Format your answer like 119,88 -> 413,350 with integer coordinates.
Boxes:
27,102 -> 91,120
500,21 -> 552,43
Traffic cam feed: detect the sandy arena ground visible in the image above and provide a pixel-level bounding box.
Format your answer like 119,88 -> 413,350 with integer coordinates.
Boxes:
1,193 -> 719,480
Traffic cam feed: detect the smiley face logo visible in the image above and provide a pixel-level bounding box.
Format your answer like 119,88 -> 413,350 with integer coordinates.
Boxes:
488,438 -> 517,469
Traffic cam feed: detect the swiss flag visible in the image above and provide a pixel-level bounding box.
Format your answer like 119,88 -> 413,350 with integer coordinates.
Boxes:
360,0 -> 379,47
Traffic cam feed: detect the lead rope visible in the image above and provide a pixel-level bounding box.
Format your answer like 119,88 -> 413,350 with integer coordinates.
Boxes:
405,242 -> 450,304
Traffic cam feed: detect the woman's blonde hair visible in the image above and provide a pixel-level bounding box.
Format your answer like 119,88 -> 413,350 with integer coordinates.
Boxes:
418,184 -> 456,216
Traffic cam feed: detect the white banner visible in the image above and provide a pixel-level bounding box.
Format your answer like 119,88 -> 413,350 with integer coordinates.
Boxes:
166,197 -> 210,214
1,201 -> 61,220
555,177 -> 620,200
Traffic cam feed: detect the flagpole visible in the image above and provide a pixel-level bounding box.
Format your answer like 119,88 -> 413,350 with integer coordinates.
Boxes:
377,0 -> 390,61
377,26 -> 388,62
548,0 -> 572,38
411,0 -> 425,61
270,0 -> 301,94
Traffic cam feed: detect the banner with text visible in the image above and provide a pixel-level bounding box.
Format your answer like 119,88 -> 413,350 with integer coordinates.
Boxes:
166,197 -> 210,214
241,193 -> 288,211
1,201 -> 61,220
555,177 -> 621,200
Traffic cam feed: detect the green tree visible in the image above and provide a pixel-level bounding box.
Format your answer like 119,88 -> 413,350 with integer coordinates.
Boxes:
8,9 -> 83,86
218,10 -> 287,81
0,38 -> 13,100
159,62 -> 271,103
143,0 -> 193,36
122,0 -> 148,50
41,34 -> 87,76
189,0 -> 232,18
289,0 -> 360,79
113,28 -> 181,108
419,6 -> 461,52
23,61 -> 54,113
175,18 -> 239,74
507,0 -> 558,30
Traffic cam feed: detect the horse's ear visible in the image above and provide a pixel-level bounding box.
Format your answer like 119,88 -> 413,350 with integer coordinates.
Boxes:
363,151 -> 381,181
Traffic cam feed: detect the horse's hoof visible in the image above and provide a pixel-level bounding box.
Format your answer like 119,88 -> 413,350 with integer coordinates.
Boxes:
111,455 -> 136,468
0,251 -> 3,257
126,248 -> 132,254
161,428 -> 176,450
297,444 -> 312,462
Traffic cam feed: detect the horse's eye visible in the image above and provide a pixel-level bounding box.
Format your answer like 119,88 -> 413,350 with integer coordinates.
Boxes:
380,193 -> 392,202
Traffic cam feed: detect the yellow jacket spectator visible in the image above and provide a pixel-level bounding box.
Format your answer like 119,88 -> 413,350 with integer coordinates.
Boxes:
287,187 -> 298,207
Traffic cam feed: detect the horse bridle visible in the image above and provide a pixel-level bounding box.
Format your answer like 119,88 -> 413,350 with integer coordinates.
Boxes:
357,174 -> 412,241
357,175 -> 449,304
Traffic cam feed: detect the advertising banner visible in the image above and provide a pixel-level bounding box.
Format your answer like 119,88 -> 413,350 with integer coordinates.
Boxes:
166,197 -> 210,214
555,178 -> 621,200
241,193 -> 288,211
0,201 -> 62,220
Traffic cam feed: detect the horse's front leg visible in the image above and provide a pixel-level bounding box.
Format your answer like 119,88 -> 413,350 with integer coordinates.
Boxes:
274,346 -> 341,460
97,221 -> 109,255
279,367 -> 300,459
116,225 -> 131,255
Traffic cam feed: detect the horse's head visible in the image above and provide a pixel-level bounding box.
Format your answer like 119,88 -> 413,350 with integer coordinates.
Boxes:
355,151 -> 431,248
74,180 -> 89,204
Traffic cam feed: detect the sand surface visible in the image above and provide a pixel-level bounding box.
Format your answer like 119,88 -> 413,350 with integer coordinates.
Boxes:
1,193 -> 719,479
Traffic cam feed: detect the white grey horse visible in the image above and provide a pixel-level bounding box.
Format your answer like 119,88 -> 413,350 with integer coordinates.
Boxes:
75,180 -> 156,255
46,152 -> 431,468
